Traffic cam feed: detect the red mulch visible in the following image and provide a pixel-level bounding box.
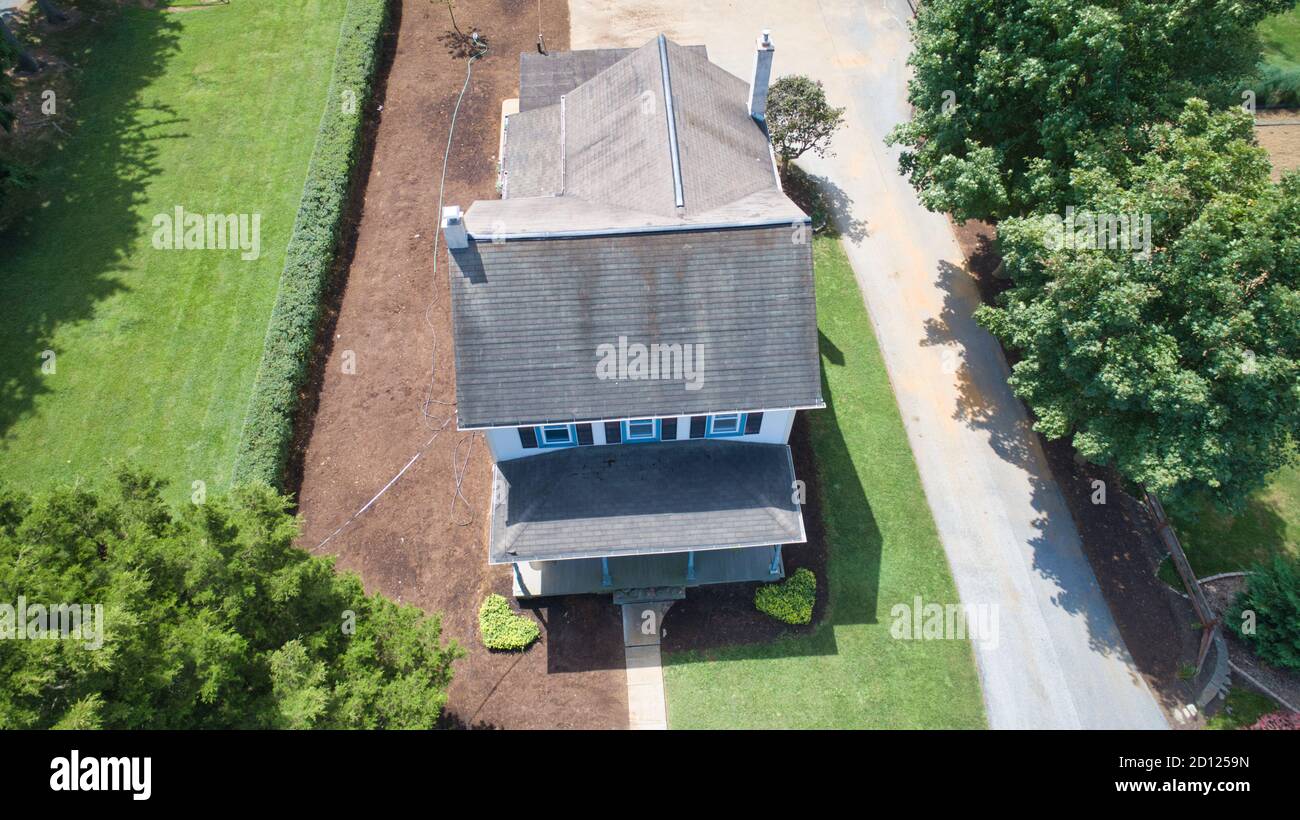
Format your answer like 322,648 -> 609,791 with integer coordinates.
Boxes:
291,0 -> 629,730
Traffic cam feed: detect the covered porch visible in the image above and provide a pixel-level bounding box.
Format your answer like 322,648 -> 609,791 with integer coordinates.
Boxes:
488,440 -> 805,599
511,545 -> 786,598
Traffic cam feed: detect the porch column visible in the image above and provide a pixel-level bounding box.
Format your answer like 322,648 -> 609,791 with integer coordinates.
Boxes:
686,550 -> 696,581
769,545 -> 782,575
601,557 -> 612,587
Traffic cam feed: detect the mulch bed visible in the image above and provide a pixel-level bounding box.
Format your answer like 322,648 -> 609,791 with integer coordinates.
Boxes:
950,218 -> 1207,727
292,0 -> 629,730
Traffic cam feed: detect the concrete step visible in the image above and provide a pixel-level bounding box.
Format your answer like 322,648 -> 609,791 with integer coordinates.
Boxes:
621,601 -> 673,647
613,586 -> 686,605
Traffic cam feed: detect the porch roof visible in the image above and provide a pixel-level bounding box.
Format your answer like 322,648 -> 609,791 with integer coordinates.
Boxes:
487,440 -> 805,564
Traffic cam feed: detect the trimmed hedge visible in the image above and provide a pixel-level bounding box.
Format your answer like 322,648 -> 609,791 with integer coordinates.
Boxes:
232,0 -> 390,488
478,594 -> 540,651
755,567 -> 817,625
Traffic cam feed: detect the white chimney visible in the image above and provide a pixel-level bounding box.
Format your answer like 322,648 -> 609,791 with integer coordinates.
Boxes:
441,205 -> 468,249
748,30 -> 775,122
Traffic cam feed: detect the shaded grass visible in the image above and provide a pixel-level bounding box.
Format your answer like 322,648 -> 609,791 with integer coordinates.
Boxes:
661,236 -> 985,729
1164,466 -> 1300,584
0,1 -> 349,504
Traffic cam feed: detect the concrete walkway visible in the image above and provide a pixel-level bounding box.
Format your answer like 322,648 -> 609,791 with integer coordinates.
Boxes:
624,645 -> 668,729
572,0 -> 1167,729
622,603 -> 669,729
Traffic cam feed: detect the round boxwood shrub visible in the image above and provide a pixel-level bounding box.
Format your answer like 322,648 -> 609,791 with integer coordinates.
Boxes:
755,568 -> 816,625
478,594 -> 540,651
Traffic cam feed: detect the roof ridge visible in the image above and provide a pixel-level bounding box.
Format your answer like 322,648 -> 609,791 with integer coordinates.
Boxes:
656,33 -> 685,210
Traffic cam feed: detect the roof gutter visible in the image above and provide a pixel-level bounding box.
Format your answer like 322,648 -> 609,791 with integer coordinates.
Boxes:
465,215 -> 809,242
456,402 -> 828,432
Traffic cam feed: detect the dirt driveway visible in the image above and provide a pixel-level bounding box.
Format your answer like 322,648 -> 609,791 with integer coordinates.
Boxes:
293,0 -> 627,729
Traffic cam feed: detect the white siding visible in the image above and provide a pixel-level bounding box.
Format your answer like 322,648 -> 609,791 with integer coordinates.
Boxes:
485,409 -> 797,462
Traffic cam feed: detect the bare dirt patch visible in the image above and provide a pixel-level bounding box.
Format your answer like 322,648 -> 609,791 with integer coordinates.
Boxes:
1256,108 -> 1300,180
293,0 -> 629,730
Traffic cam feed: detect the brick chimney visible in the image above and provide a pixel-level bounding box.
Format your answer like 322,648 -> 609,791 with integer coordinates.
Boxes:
748,30 -> 775,122
441,205 -> 468,250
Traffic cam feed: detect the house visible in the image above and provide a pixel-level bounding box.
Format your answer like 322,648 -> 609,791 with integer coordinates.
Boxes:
442,31 -> 822,602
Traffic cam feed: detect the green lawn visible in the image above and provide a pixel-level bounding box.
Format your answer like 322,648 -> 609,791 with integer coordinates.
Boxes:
1206,687 -> 1279,730
0,1 -> 347,504
1167,467 -> 1300,581
1260,7 -> 1300,69
661,236 -> 986,729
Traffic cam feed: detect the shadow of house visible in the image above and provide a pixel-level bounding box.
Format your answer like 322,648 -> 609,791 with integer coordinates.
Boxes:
0,7 -> 183,444
656,323 -> 885,662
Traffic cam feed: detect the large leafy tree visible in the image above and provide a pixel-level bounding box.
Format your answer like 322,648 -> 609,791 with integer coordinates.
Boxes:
976,101 -> 1300,512
0,469 -> 461,729
889,0 -> 1296,222
0,21 -> 25,212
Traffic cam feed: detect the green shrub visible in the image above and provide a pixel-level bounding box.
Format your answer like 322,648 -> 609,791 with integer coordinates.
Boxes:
232,0 -> 390,488
0,468 -> 461,729
755,567 -> 817,625
1229,555 -> 1300,671
479,594 -> 540,651
1245,61 -> 1300,108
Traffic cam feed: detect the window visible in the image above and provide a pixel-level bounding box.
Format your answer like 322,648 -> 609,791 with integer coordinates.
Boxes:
604,421 -> 622,444
706,413 -> 745,437
576,423 -> 594,446
689,416 -> 707,439
661,417 -> 678,440
518,427 -> 539,449
623,418 -> 658,442
538,424 -> 575,447
744,412 -> 764,435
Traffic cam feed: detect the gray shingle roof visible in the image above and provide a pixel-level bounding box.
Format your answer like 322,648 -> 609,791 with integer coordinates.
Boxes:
496,36 -> 797,230
448,225 -> 821,428
450,36 -> 820,428
488,440 -> 805,563
518,46 -> 706,112
500,105 -> 560,199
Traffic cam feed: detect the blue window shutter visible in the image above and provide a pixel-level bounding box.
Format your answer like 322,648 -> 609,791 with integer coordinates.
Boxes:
604,421 -> 622,444
518,427 -> 538,449
661,417 -> 678,440
576,423 -> 594,445
744,412 -> 764,434
689,416 -> 706,438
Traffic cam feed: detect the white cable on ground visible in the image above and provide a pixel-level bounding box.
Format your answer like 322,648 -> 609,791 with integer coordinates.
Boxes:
314,421 -> 449,550
313,35 -> 488,550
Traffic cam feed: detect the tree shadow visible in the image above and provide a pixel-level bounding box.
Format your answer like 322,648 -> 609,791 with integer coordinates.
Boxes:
0,6 -> 184,445
781,163 -> 869,241
921,256 -> 1195,701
